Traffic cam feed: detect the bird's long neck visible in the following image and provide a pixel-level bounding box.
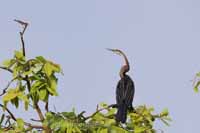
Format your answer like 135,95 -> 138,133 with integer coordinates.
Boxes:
120,52 -> 130,78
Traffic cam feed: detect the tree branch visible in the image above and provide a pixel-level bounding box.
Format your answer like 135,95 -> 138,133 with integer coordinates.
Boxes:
0,66 -> 13,73
45,101 -> 49,112
0,104 -> 45,130
30,118 -> 42,122
14,19 -> 45,121
14,19 -> 28,57
14,19 -> 28,35
0,78 -> 16,97
84,104 -> 116,120
0,104 -> 17,121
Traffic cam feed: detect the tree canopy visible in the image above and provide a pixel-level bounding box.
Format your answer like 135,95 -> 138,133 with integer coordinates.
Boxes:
0,20 -> 171,133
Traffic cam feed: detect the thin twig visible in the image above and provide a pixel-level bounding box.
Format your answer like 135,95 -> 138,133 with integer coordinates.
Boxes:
45,101 -> 49,112
14,19 -> 28,36
14,19 -> 27,55
0,78 -> 16,97
84,104 -> 116,120
14,19 -> 28,56
30,118 -> 42,122
0,66 -> 13,73
0,104 -> 44,130
0,104 -> 17,121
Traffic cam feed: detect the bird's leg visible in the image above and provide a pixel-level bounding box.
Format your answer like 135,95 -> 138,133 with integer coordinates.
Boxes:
128,106 -> 136,113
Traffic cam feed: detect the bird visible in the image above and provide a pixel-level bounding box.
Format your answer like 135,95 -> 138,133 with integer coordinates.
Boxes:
107,48 -> 135,123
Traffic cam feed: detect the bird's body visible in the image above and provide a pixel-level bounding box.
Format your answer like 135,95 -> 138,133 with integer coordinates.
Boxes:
107,48 -> 135,123
116,75 -> 135,123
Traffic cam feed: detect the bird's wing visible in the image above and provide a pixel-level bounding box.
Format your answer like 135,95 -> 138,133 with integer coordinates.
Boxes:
125,78 -> 134,106
116,80 -> 123,104
116,76 -> 135,106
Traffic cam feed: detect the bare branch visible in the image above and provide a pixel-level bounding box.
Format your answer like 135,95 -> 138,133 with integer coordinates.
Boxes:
0,66 -> 13,73
14,19 -> 28,36
14,19 -> 28,57
0,104 -> 45,131
30,118 -> 42,122
0,78 -> 16,97
0,104 -> 17,121
45,101 -> 49,112
84,104 -> 116,120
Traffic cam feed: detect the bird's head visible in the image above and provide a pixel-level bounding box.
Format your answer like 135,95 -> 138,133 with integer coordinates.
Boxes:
106,48 -> 123,56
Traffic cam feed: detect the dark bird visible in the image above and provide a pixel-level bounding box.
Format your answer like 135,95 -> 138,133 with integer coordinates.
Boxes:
107,48 -> 135,123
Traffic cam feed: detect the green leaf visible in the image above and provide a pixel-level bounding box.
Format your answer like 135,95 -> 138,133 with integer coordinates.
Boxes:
31,81 -> 46,93
49,61 -> 61,73
13,67 -> 18,77
23,70 -> 33,76
43,61 -> 61,76
99,102 -> 108,108
106,108 -> 116,116
2,59 -> 11,66
3,89 -> 20,102
160,108 -> 169,117
110,126 -> 127,133
29,74 -> 42,81
36,56 -> 46,63
134,126 -> 147,133
16,118 -> 24,130
194,87 -> 199,93
2,59 -> 16,68
44,62 -> 53,76
194,80 -> 200,93
163,116 -> 172,121
14,50 -> 24,60
45,112 -> 53,119
99,128 -> 108,133
31,92 -> 39,104
18,94 -> 29,110
47,76 -> 58,96
11,97 -> 19,108
104,119 -> 115,126
39,89 -> 48,101
47,87 -> 56,96
196,72 -> 200,77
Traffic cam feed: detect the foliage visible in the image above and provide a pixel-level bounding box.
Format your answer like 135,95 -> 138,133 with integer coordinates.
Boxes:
0,50 -> 171,133
193,72 -> 200,93
2,51 -> 61,109
0,20 -> 171,133
42,104 -> 171,133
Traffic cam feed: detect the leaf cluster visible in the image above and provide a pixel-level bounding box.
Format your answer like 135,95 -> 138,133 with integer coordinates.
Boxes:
2,51 -> 61,110
0,50 -> 171,133
42,103 -> 171,133
0,25 -> 171,132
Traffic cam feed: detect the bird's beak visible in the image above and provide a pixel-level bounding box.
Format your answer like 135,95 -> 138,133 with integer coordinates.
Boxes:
106,48 -> 115,52
106,48 -> 121,56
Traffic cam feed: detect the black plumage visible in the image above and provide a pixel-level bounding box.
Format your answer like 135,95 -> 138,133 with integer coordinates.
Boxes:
116,75 -> 135,123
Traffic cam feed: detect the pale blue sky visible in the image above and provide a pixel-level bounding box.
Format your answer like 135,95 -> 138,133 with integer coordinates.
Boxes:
1,0 -> 200,132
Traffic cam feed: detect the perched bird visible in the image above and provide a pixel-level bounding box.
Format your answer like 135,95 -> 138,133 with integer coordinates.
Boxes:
107,48 -> 135,123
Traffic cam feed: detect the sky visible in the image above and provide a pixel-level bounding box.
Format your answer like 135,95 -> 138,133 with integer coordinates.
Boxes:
0,0 -> 200,132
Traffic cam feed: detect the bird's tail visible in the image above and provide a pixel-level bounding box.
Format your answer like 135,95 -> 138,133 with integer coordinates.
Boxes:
116,102 -> 128,123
